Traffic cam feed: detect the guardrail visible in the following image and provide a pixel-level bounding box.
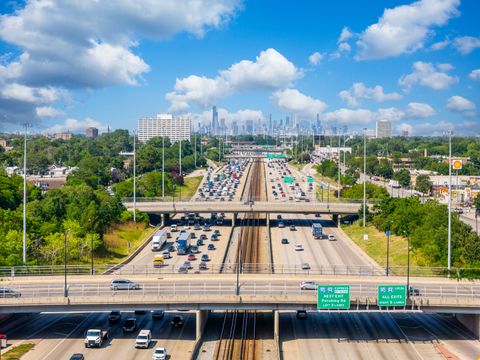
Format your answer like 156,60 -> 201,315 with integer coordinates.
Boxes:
122,196 -> 376,204
1,281 -> 480,302
2,264 -> 480,278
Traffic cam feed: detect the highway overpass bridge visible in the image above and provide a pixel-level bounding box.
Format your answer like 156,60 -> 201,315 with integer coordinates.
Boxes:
2,277 -> 480,340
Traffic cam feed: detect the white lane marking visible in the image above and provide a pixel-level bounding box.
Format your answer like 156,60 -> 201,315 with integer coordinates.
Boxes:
388,313 -> 425,360
39,314 -> 91,360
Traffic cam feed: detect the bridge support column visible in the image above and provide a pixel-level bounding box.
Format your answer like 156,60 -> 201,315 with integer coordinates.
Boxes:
273,310 -> 280,343
456,314 -> 480,339
162,213 -> 170,225
196,310 -> 209,341
332,214 -> 339,226
232,213 -> 237,228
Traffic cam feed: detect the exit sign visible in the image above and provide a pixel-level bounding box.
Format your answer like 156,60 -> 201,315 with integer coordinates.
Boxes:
377,285 -> 406,307
317,285 -> 350,309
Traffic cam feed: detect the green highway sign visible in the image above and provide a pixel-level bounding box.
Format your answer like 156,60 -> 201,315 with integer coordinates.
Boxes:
307,176 -> 314,183
377,285 -> 406,306
317,285 -> 350,309
283,176 -> 294,183
266,153 -> 285,159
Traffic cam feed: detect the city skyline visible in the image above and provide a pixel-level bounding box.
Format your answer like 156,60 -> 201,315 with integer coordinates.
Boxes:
0,0 -> 479,136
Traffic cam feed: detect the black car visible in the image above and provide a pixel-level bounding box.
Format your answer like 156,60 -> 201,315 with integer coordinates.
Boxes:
122,318 -> 137,332
168,245 -> 176,252
69,354 -> 85,360
296,310 -> 307,320
196,239 -> 204,246
152,310 -> 165,320
171,315 -> 184,327
108,310 -> 121,323
281,238 -> 289,244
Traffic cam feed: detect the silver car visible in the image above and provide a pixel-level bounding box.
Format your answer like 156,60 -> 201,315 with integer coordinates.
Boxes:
300,281 -> 316,290
110,279 -> 140,291
0,287 -> 21,298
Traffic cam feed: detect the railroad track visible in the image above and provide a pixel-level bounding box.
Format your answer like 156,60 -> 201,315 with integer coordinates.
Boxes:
213,159 -> 267,360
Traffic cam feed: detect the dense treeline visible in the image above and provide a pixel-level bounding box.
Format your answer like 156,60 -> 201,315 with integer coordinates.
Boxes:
0,171 -> 139,266
371,197 -> 480,268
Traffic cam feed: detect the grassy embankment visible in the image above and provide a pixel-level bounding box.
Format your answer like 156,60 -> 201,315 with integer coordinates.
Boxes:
174,175 -> 203,200
341,222 -> 429,268
2,343 -> 35,360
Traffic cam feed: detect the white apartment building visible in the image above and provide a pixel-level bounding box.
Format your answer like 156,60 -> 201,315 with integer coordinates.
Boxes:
138,114 -> 191,143
376,120 -> 391,138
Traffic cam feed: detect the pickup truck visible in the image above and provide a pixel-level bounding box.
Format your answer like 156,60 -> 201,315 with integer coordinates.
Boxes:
84,328 -> 109,348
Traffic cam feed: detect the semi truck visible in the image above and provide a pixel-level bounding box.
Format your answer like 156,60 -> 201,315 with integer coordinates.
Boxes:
176,232 -> 191,255
312,223 -> 323,239
84,328 -> 109,348
151,229 -> 168,251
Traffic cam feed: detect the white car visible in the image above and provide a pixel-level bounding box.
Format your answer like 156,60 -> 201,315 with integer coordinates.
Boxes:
300,281 -> 316,290
152,347 -> 167,360
295,244 -> 303,251
328,234 -> 336,241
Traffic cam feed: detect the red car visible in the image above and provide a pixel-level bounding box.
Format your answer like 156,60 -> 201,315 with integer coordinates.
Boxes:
187,254 -> 196,261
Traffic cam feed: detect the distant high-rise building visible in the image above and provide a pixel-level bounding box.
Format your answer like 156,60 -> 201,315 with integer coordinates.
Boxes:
402,129 -> 409,137
342,125 -> 348,134
246,120 -> 254,134
220,117 -> 226,134
138,113 -> 191,143
285,116 -> 290,127
232,121 -> 239,136
331,126 -> 337,135
53,133 -> 73,140
85,127 -> 98,138
211,106 -> 219,135
376,120 -> 392,138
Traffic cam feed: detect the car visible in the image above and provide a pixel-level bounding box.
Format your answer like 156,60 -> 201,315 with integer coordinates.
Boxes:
281,238 -> 288,244
162,250 -> 171,259
409,286 -> 421,296
110,279 -> 140,291
168,245 -> 176,252
201,254 -> 209,261
183,261 -> 193,269
188,254 -> 196,261
211,234 -> 218,241
134,309 -> 147,315
295,244 -> 303,251
208,244 -> 215,250
213,229 -> 221,236
199,262 -> 208,270
196,239 -> 204,246
300,281 -> 316,290
152,347 -> 168,360
122,318 -> 137,332
152,310 -> 165,320
69,354 -> 85,360
296,310 -> 307,320
190,232 -> 196,239
278,222 -> 285,228
0,287 -> 21,298
277,215 -> 282,220
135,329 -> 152,348
289,225 -> 296,231
315,213 -> 321,218
194,224 -> 201,230
171,315 -> 184,327
200,234 -> 207,240
301,263 -> 311,270
108,310 -> 121,323
190,246 -> 199,254
178,266 -> 188,274
328,234 -> 336,241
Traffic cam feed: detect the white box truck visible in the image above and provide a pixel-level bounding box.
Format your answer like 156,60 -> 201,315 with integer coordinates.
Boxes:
151,229 -> 167,251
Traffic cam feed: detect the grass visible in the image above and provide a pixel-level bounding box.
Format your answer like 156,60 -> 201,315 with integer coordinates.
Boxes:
2,343 -> 35,360
174,175 -> 203,200
95,222 -> 155,263
288,160 -> 307,171
341,222 -> 429,267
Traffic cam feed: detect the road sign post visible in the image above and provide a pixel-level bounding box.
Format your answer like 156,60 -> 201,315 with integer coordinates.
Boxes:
377,285 -> 406,307
317,285 -> 350,309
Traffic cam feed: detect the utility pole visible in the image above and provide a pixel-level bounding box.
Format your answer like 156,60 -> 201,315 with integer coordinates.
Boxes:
133,130 -> 136,222
179,139 -> 182,180
194,132 -> 197,167
337,133 -> 341,200
447,130 -> 452,271
363,128 -> 367,228
22,123 -> 28,264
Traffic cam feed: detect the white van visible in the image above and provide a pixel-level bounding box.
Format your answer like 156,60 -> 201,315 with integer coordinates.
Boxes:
135,329 -> 151,348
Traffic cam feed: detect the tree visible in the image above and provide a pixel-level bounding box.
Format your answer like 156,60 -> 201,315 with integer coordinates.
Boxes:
393,169 -> 411,187
415,175 -> 432,195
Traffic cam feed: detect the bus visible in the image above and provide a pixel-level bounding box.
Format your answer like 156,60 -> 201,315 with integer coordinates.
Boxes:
312,223 -> 323,239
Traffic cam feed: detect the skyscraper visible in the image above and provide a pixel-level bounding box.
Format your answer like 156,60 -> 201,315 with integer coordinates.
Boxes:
376,120 -> 392,138
211,106 -> 219,135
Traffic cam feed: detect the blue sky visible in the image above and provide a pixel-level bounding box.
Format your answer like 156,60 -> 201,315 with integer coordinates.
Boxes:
0,0 -> 479,135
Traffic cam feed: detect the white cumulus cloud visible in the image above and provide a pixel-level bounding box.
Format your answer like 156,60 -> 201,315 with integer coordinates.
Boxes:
453,36 -> 480,55
355,0 -> 460,60
446,96 -> 476,115
399,61 -> 458,90
308,52 -> 323,66
339,82 -> 402,107
338,27 -> 353,43
405,102 -> 436,118
271,89 -> 327,118
166,48 -> 302,111
35,106 -> 65,118
44,117 -> 108,134
469,69 -> 480,81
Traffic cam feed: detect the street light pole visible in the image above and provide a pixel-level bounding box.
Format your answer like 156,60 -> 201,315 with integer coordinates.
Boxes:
64,230 -> 68,298
22,123 -> 28,264
447,130 -> 452,270
133,130 -> 136,222
337,133 -> 341,200
405,231 -> 411,297
179,139 -> 182,180
162,135 -> 165,199
363,128 -> 367,228
90,229 -> 94,275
